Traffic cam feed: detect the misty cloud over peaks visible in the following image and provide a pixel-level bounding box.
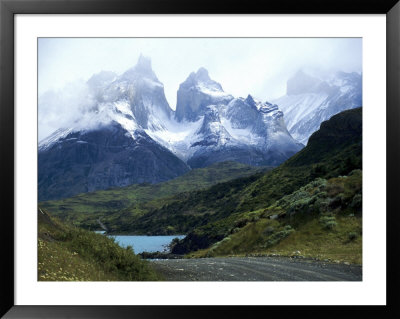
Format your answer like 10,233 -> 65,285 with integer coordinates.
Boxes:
39,38 -> 362,141
38,80 -> 114,141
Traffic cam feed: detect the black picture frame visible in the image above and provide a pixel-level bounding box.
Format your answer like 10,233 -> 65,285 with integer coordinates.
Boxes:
1,0 -> 399,318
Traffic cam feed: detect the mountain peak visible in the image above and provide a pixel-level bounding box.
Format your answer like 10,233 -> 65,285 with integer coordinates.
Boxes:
195,67 -> 210,81
245,94 -> 256,107
176,69 -> 232,122
185,67 -> 211,84
135,54 -> 152,71
121,54 -> 157,81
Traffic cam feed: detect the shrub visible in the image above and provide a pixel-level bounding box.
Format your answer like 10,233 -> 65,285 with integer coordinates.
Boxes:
350,194 -> 362,210
319,215 -> 337,230
208,236 -> 232,255
316,191 -> 328,198
348,232 -> 358,241
263,225 -> 294,248
252,216 -> 260,222
326,182 -> 345,197
310,178 -> 328,189
234,218 -> 249,228
349,169 -> 362,176
220,237 -> 231,244
310,164 -> 328,178
263,226 -> 275,236
328,194 -> 345,209
311,196 -> 328,213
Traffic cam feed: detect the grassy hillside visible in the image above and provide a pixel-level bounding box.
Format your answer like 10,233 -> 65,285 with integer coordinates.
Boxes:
38,207 -> 160,281
40,161 -> 267,233
186,170 -> 362,264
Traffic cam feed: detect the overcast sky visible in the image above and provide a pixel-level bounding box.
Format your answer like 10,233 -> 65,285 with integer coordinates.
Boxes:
38,38 -> 362,140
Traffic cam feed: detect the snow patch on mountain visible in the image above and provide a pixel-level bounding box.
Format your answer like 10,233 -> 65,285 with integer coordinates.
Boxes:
274,93 -> 329,131
145,117 -> 204,160
108,101 -> 140,138
220,118 -> 259,145
39,128 -> 75,151
39,99 -> 142,150
196,83 -> 232,99
114,99 -> 134,118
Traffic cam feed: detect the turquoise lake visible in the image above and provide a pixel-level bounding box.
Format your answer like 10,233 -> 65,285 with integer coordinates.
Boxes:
95,232 -> 185,254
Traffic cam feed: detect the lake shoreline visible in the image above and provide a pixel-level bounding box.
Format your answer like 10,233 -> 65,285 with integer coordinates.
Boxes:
139,251 -> 184,259
95,232 -> 186,255
95,230 -> 186,237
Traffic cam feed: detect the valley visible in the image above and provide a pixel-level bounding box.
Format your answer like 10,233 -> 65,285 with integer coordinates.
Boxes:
37,50 -> 363,282
39,108 -> 363,279
40,161 -> 269,232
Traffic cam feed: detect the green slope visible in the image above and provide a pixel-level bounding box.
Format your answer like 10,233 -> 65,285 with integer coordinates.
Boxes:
38,207 -> 160,281
187,170 -> 362,264
40,161 -> 268,232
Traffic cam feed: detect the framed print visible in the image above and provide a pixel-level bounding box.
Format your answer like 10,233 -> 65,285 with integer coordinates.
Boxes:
1,0 -> 399,318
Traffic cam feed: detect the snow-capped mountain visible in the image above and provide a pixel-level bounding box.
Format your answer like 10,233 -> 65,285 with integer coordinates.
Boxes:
94,54 -> 172,131
38,56 -> 189,201
145,68 -> 303,168
39,56 -> 302,200
273,70 -> 362,145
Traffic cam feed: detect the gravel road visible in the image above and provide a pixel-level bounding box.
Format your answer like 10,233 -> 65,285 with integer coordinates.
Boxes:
150,257 -> 362,281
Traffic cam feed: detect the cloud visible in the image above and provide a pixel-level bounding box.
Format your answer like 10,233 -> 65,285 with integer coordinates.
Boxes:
38,80 -> 99,141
